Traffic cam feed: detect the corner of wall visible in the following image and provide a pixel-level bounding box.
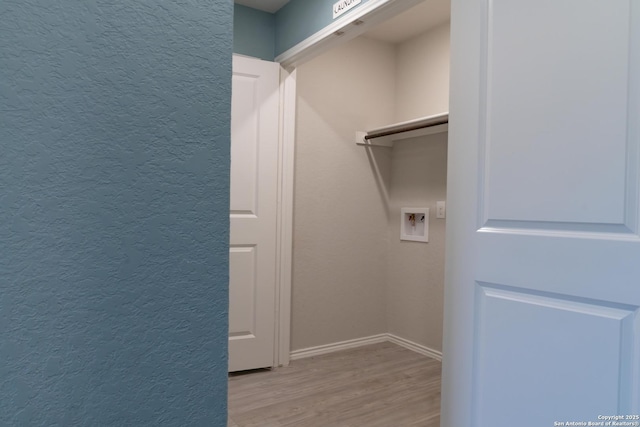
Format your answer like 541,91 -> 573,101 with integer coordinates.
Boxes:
385,20 -> 451,353
234,4 -> 276,60
291,36 -> 395,351
395,20 -> 451,122
289,10 -> 451,356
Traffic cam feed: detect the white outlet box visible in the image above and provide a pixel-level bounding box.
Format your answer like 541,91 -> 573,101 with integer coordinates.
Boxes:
436,201 -> 446,219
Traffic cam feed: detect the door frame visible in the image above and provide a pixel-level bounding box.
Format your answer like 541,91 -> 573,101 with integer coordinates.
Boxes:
274,66 -> 296,367
273,0 -> 434,367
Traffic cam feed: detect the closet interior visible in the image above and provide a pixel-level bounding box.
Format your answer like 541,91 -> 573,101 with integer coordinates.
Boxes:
290,0 -> 451,358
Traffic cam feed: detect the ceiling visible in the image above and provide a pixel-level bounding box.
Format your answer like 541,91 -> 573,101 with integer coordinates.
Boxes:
234,0 -> 291,13
233,0 -> 451,44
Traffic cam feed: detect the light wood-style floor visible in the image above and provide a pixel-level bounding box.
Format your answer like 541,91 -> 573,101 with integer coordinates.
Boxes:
228,342 -> 441,427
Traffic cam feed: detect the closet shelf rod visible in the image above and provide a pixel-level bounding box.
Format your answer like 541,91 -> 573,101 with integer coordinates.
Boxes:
365,119 -> 448,139
364,113 -> 449,140
356,113 -> 449,147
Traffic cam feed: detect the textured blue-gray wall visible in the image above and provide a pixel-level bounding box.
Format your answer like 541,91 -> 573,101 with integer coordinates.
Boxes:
0,1 -> 230,425
234,4 -> 275,60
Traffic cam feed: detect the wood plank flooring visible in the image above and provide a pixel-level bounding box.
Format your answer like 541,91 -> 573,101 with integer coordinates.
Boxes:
228,342 -> 441,427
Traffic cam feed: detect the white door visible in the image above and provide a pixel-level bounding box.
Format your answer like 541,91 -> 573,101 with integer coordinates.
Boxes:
443,1 -> 640,426
229,55 -> 279,372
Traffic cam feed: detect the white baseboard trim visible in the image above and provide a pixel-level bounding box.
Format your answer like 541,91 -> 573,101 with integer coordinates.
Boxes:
290,334 -> 388,360
290,333 -> 442,362
386,334 -> 442,361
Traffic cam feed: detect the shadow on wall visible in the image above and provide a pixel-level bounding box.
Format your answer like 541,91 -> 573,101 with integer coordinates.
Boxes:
365,146 -> 392,221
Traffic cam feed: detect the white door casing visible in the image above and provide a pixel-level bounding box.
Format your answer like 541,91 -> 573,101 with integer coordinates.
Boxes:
443,1 -> 640,426
275,66 -> 296,368
229,55 -> 280,372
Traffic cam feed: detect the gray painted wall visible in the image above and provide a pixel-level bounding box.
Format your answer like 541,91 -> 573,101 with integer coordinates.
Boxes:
386,21 -> 451,353
395,22 -> 451,122
0,1 -> 231,425
292,36 -> 395,350
386,133 -> 448,352
292,23 -> 450,353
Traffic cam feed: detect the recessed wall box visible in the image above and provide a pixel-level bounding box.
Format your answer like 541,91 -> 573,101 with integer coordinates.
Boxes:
400,207 -> 429,243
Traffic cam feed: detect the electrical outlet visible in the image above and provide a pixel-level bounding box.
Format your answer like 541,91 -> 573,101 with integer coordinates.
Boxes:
436,201 -> 446,218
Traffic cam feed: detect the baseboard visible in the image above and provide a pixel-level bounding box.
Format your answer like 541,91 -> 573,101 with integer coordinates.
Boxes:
289,334 -> 388,360
386,334 -> 442,361
290,333 -> 442,362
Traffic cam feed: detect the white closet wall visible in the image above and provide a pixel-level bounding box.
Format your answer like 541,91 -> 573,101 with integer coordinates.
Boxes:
396,21 -> 450,122
292,21 -> 450,353
387,21 -> 450,353
292,36 -> 396,351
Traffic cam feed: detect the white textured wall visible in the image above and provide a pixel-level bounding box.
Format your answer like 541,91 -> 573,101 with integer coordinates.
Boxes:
395,21 -> 450,122
387,21 -> 451,352
292,36 -> 395,351
386,133 -> 448,351
292,22 -> 451,353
